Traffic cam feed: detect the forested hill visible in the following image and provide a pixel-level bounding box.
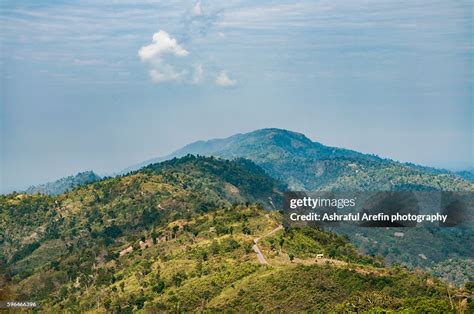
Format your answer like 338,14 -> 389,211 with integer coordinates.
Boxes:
0,156 -> 280,308
24,171 -> 101,196
456,170 -> 474,182
1,156 -> 471,312
128,128 -> 473,192
1,156 -> 281,264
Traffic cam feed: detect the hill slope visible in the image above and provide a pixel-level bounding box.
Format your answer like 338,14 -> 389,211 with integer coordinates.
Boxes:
456,170 -> 474,182
1,156 -> 469,312
24,171 -> 101,195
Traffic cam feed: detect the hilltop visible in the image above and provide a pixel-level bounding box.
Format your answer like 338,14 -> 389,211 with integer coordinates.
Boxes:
24,171 -> 101,196
128,128 -> 473,192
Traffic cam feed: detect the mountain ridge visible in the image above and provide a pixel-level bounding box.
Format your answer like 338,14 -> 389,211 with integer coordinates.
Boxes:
124,128 -> 473,191
24,171 -> 101,196
15,129 -> 471,196
121,128 -> 379,175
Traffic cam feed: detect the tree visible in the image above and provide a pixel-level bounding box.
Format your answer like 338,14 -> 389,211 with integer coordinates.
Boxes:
152,280 -> 165,294
172,225 -> 180,238
151,230 -> 158,244
465,282 -> 474,292
172,271 -> 187,287
279,237 -> 285,249
269,238 -> 276,251
210,240 -> 219,255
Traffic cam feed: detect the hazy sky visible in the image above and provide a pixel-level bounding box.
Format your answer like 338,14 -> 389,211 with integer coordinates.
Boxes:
1,0 -> 472,193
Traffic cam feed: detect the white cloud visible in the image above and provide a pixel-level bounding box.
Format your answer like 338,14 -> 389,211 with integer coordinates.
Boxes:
192,1 -> 202,17
216,71 -> 236,87
138,30 -> 188,83
149,68 -> 182,83
192,64 -> 204,84
138,30 -> 188,63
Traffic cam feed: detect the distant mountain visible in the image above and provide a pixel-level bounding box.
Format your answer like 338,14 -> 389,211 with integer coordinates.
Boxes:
455,169 -> 474,182
126,128 -> 473,192
25,171 -> 101,195
404,163 -> 474,182
0,156 -> 464,312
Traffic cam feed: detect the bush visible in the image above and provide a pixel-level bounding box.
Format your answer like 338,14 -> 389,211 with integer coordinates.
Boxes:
152,280 -> 165,294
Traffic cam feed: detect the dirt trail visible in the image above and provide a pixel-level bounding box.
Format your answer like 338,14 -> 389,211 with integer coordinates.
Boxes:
252,225 -> 385,276
252,242 -> 268,264
253,225 -> 283,265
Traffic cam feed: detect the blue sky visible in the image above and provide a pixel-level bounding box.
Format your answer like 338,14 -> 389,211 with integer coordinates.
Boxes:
0,0 -> 472,193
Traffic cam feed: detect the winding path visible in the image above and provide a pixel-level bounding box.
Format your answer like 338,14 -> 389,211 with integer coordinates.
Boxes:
251,225 -> 384,276
253,225 -> 283,265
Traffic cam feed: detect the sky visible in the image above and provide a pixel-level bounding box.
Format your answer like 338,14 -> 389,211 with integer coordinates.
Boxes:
0,0 -> 472,193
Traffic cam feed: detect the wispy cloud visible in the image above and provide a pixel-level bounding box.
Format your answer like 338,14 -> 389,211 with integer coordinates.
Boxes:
180,1 -> 223,42
149,67 -> 183,83
192,1 -> 202,17
73,58 -> 101,66
216,71 -> 236,87
2,0 -> 469,88
192,63 -> 204,84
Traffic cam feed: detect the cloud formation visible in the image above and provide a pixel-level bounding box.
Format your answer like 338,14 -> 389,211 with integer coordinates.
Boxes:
136,3 -> 234,85
192,64 -> 204,84
192,1 -> 202,17
139,30 -> 188,62
138,30 -> 188,83
149,67 -> 183,83
216,71 -> 236,87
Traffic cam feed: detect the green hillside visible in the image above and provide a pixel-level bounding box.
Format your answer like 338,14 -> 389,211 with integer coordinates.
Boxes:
1,156 -> 471,312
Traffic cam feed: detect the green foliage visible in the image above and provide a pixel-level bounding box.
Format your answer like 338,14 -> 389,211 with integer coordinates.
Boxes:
430,258 -> 474,287
465,281 -> 474,292
207,264 -> 451,312
141,154 -> 283,203
339,226 -> 474,283
10,242 -> 41,263
403,297 -> 452,313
